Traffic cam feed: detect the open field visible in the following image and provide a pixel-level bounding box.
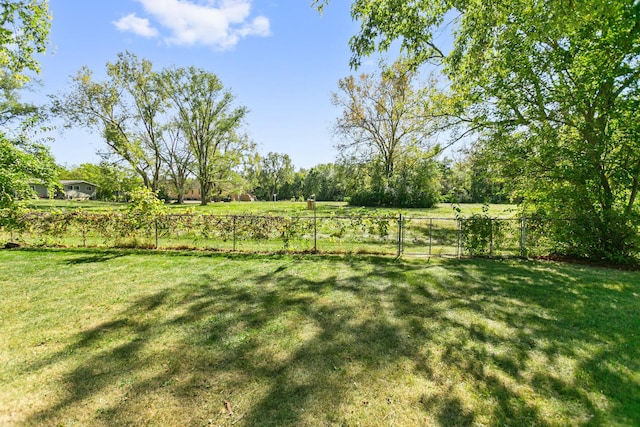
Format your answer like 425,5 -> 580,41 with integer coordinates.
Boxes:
1,249 -> 638,426
25,199 -> 519,217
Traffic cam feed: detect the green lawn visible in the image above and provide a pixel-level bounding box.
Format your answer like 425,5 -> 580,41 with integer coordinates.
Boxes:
1,249 -> 638,426
25,199 -> 127,212
25,199 -> 519,217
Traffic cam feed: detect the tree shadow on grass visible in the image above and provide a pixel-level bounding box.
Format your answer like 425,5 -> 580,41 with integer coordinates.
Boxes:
20,254 -> 640,426
64,253 -> 128,265
436,259 -> 640,425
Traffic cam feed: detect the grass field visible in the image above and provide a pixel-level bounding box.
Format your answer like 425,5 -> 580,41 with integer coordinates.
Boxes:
25,199 -> 519,217
1,248 -> 638,426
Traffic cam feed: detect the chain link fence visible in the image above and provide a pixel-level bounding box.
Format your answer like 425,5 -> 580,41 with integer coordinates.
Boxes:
1,211 -> 564,258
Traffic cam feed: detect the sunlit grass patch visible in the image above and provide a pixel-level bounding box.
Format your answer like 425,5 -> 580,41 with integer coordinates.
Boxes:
0,250 -> 638,426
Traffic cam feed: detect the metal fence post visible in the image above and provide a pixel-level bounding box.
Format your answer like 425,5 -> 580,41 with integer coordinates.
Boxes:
429,218 -> 433,256
520,217 -> 527,258
401,214 -> 405,254
313,202 -> 317,253
233,215 -> 237,251
397,213 -> 403,257
489,218 -> 493,257
457,219 -> 462,258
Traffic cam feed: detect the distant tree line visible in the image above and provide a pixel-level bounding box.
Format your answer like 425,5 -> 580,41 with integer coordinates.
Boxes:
58,148 -> 506,205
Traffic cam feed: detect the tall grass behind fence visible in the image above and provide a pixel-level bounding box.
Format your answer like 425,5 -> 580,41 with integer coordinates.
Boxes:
1,210 -> 561,257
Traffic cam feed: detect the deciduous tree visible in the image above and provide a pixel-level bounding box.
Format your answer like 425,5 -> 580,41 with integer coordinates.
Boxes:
332,61 -> 441,207
52,52 -> 167,191
159,123 -> 192,204
332,62 -> 436,180
323,0 -> 640,260
1,134 -> 57,206
0,0 -> 50,82
302,163 -> 345,201
0,0 -> 56,208
255,152 -> 294,201
159,67 -> 248,205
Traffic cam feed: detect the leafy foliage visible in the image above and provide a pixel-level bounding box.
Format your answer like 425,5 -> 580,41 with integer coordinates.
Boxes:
440,149 -> 509,204
0,0 -> 56,209
332,0 -> 640,261
0,73 -> 40,126
301,163 -> 346,201
52,54 -> 254,205
1,206 -> 399,253
347,151 -> 441,208
51,52 -> 167,191
333,62 -> 437,174
455,204 -> 504,256
0,0 -> 50,82
251,152 -> 294,201
0,135 -> 58,208
125,186 -> 167,218
332,62 -> 442,208
159,66 -> 250,205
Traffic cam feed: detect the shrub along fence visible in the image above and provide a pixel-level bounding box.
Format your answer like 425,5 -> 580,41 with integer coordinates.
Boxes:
0,210 -> 565,257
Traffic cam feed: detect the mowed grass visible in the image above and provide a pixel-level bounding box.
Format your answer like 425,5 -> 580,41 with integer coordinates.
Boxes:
1,249 -> 638,426
26,199 -> 518,217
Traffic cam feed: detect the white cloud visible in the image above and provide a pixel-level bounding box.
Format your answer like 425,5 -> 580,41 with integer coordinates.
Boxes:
119,0 -> 270,49
113,13 -> 159,38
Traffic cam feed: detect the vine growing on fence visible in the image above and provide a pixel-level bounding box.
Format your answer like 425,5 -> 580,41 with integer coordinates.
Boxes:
0,207 -> 400,252
0,206 -> 567,258
455,204 -> 504,256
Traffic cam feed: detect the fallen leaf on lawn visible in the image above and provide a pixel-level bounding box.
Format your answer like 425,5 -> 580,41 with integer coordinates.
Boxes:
224,400 -> 234,416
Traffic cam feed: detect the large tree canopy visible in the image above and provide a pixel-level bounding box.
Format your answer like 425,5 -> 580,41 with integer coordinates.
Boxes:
252,152 -> 294,201
52,52 -> 166,191
53,54 -> 254,204
332,62 -> 442,207
325,0 -> 640,260
332,62 -> 436,178
159,66 -> 249,205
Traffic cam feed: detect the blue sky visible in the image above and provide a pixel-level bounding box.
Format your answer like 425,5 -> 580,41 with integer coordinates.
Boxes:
30,0 -> 380,170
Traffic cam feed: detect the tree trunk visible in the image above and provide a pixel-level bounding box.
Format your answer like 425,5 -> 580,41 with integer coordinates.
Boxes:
200,181 -> 210,206
139,170 -> 151,190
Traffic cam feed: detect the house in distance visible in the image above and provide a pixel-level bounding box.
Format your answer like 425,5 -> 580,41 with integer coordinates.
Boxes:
60,180 -> 98,200
31,180 -> 99,200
